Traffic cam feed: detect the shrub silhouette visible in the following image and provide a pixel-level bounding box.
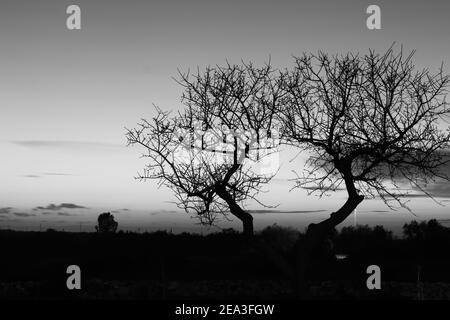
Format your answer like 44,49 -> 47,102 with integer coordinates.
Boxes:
95,212 -> 118,233
336,225 -> 394,256
259,224 -> 300,253
403,219 -> 450,242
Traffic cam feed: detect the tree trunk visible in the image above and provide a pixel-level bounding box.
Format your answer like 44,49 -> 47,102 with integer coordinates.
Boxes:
295,194 -> 364,298
216,186 -> 254,236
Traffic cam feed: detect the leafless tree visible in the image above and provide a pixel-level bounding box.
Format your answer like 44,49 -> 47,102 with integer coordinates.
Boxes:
280,47 -> 450,296
126,62 -> 284,236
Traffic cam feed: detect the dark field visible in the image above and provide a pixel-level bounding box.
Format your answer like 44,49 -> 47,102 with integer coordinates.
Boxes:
1,220 -> 450,300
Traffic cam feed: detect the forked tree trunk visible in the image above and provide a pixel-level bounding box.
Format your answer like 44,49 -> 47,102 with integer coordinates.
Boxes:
216,186 -> 254,236
295,194 -> 364,298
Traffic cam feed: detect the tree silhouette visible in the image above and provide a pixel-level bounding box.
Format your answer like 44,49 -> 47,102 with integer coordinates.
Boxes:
126,62 -> 283,236
280,47 -> 450,296
95,212 -> 118,233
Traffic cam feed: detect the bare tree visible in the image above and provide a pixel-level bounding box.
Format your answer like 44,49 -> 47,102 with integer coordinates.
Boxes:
126,62 -> 283,236
280,47 -> 450,296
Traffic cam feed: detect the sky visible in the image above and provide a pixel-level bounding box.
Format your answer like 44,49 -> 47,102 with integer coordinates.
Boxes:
1,0 -> 450,234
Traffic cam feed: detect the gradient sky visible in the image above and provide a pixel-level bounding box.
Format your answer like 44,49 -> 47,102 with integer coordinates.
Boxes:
1,0 -> 450,233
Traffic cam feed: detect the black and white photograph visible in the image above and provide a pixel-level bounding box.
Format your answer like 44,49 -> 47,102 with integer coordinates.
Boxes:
1,0 -> 450,317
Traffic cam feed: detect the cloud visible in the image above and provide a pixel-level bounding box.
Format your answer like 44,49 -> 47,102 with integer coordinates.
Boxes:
379,184 -> 450,199
111,208 -> 130,214
271,178 -> 291,184
148,209 -> 179,216
383,150 -> 450,198
13,212 -> 37,217
301,186 -> 346,191
12,140 -> 123,150
33,203 -> 88,211
159,209 -> 178,214
0,207 -> 13,215
248,209 -> 327,214
412,180 -> 450,198
373,175 -> 450,200
57,212 -> 78,216
21,173 -> 74,179
377,193 -> 432,199
298,150 -> 450,198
